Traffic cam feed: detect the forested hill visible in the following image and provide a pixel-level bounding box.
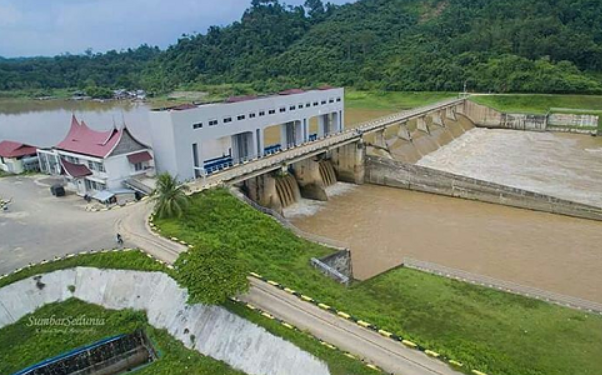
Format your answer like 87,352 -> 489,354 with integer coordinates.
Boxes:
2,0 -> 602,94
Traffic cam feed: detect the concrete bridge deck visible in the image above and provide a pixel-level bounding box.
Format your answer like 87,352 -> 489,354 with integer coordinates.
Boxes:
187,98 -> 465,192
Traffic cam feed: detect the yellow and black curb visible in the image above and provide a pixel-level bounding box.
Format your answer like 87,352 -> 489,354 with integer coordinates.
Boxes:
230,296 -> 388,374
248,272 -> 489,375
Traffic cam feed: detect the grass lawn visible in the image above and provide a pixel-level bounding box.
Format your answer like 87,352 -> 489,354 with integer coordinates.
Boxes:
155,189 -> 602,375
470,94 -> 602,115
0,250 -> 380,375
0,299 -> 244,375
345,90 -> 457,111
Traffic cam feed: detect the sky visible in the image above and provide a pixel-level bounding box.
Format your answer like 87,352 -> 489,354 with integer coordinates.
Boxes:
0,0 -> 352,58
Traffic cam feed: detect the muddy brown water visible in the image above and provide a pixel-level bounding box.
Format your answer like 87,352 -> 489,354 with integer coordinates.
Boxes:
291,184 -> 602,303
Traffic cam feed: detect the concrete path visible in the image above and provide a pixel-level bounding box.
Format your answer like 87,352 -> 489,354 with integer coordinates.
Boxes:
0,175 -> 125,275
120,202 -> 461,375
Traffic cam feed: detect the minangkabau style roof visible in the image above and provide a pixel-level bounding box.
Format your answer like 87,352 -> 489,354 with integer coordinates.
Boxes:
56,115 -> 147,159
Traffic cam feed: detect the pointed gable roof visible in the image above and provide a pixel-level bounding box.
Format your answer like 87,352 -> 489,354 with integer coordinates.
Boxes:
0,141 -> 38,158
55,115 -> 148,159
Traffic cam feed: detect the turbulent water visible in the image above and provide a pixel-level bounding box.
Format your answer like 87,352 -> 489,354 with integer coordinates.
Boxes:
417,128 -> 602,207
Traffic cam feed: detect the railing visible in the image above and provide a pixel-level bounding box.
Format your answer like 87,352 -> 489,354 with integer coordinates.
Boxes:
230,188 -> 349,250
404,257 -> 602,314
187,97 -> 465,191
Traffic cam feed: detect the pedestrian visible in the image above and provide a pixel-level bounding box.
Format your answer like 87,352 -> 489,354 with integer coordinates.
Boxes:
116,233 -> 123,246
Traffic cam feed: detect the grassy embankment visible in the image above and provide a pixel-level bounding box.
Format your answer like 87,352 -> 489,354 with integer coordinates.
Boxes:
155,189 -> 602,375
0,251 -> 378,375
0,299 -> 245,375
470,94 -> 602,130
345,90 -> 457,111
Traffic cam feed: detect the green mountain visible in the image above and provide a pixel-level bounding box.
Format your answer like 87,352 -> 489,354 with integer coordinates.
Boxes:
2,0 -> 602,94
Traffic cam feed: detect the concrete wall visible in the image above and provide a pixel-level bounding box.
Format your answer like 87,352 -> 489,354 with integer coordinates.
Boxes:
292,158 -> 329,201
331,141 -> 365,185
365,156 -> 602,221
464,100 -> 599,134
149,88 -> 344,182
0,268 -> 331,375
311,250 -> 353,285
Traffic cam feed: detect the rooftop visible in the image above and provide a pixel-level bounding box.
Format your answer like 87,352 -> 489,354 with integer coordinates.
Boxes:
153,86 -> 342,112
0,140 -> 38,158
55,115 -> 146,159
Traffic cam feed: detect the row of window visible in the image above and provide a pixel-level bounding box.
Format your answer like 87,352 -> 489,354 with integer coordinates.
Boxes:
192,97 -> 342,130
64,155 -> 106,173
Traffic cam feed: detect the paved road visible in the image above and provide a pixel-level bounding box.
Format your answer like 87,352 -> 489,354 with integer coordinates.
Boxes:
0,175 -> 127,275
120,202 -> 461,375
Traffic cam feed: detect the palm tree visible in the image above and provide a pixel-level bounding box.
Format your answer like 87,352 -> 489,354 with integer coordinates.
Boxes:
153,173 -> 190,219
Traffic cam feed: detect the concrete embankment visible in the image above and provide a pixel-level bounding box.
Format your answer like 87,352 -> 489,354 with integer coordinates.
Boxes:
365,156 -> 602,221
0,267 -> 330,375
463,100 -> 600,135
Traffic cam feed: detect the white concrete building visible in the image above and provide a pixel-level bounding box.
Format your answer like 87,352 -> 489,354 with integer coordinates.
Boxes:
149,87 -> 345,181
0,141 -> 39,174
38,116 -> 155,201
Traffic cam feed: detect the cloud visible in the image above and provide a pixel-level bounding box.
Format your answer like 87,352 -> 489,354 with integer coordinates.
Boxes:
0,0 -> 352,57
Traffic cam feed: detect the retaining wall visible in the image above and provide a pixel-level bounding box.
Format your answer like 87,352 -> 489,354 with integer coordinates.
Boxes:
311,250 -> 353,285
464,100 -> 599,134
365,156 -> 602,221
0,268 -> 330,375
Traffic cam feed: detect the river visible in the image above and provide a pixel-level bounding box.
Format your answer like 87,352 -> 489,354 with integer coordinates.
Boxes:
291,183 -> 602,303
417,128 -> 602,207
0,99 -> 392,148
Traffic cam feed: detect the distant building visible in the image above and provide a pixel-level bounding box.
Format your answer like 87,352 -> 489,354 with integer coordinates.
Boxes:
37,116 -> 155,199
149,87 -> 345,181
0,141 -> 39,174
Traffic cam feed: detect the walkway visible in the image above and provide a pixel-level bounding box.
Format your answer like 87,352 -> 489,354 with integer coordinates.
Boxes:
119,201 -> 461,375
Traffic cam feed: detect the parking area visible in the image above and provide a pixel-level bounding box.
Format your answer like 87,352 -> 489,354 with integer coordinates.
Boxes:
0,175 -> 133,275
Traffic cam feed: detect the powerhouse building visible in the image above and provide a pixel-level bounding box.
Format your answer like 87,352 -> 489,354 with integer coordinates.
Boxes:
149,87 -> 345,181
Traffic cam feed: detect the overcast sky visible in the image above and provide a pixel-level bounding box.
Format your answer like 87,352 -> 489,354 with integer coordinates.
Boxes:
0,0 -> 352,58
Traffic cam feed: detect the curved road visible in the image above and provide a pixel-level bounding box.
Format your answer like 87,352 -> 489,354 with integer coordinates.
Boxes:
119,201 -> 461,375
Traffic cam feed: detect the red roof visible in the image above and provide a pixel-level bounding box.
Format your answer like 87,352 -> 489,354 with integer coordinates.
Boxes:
225,95 -> 259,103
61,159 -> 92,178
56,115 -> 146,159
279,89 -> 305,95
0,141 -> 37,158
127,151 -> 153,164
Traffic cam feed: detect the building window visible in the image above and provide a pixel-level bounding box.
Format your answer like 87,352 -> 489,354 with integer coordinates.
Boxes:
329,98 -> 334,103
306,102 -> 311,107
193,122 -> 203,129
85,179 -> 106,191
66,155 -> 79,164
209,119 -> 218,126
321,100 -> 327,105
279,107 -> 286,113
249,113 -> 256,118
289,105 -> 296,111
313,102 -> 319,106
223,117 -> 232,123
87,160 -> 105,173
298,104 -> 304,109
134,162 -> 144,171
237,115 -> 245,121
259,111 -> 266,116
269,109 -> 276,115
336,97 -> 342,102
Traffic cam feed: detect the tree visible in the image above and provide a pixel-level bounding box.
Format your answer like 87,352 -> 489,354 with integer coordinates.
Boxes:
175,238 -> 249,305
153,173 -> 190,219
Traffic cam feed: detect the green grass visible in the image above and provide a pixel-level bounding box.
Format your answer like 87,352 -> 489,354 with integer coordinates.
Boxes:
345,90 -> 457,111
156,189 -> 602,375
0,299 -> 245,375
0,88 -> 74,100
470,94 -> 602,115
0,250 -> 386,375
470,94 -> 602,130
226,301 -> 378,375
0,250 -> 168,289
